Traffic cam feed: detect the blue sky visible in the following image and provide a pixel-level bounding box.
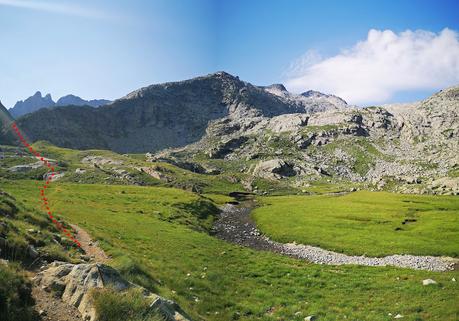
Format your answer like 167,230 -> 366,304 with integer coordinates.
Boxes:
1,0 -> 458,107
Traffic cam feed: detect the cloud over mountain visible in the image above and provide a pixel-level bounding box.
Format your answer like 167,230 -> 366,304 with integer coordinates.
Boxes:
285,28 -> 459,105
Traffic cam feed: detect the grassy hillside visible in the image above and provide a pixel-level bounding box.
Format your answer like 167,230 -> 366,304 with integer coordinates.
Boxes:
3,180 -> 459,321
0,188 -> 79,321
253,191 -> 459,257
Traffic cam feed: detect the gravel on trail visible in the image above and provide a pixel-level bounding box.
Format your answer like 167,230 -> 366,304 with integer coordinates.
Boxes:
212,203 -> 456,272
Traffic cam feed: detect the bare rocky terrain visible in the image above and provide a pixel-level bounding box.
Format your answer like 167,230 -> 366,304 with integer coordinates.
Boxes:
153,80 -> 459,195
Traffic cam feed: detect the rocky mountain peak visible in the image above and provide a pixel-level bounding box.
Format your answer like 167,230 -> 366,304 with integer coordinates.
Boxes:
56,95 -> 111,108
209,71 -> 239,79
301,90 -> 348,105
29,91 -> 53,102
301,90 -> 325,98
265,84 -> 288,92
10,91 -> 55,118
9,92 -> 111,118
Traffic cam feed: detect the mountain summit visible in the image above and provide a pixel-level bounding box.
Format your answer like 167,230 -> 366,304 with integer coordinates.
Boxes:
9,91 -> 55,118
9,92 -> 111,118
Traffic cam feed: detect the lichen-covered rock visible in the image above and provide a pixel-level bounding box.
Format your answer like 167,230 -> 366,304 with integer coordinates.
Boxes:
34,262 -> 193,321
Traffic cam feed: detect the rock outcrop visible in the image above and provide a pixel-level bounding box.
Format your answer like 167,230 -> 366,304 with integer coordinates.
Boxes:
34,262 -> 193,321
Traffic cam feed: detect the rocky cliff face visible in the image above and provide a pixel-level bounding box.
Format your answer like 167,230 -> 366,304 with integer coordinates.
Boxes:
9,92 -> 111,118
16,72 -> 348,153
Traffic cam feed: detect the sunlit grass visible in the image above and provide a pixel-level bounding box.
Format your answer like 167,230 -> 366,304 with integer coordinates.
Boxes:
253,191 -> 459,257
3,180 -> 459,321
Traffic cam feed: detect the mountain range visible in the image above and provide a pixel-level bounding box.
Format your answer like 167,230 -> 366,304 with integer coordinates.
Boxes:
8,91 -> 111,118
1,71 -> 458,194
9,72 -> 349,153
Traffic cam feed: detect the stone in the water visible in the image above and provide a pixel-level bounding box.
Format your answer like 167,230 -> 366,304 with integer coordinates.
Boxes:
422,279 -> 437,285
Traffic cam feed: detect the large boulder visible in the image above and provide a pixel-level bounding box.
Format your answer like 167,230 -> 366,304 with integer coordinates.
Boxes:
253,159 -> 297,180
34,262 -> 193,321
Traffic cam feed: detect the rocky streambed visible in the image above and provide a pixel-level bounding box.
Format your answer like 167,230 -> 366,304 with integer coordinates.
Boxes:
211,200 -> 456,272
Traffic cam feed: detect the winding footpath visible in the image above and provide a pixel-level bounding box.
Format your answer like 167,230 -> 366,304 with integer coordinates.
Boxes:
212,203 -> 457,272
31,225 -> 110,321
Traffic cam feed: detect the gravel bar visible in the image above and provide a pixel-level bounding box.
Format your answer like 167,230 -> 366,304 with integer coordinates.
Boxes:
212,204 -> 456,272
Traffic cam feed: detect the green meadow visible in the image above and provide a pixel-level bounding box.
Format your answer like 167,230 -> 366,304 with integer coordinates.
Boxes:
2,180 -> 459,321
253,191 -> 459,257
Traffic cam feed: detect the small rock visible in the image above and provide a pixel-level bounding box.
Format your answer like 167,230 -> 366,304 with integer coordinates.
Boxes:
38,310 -> 46,316
304,316 -> 316,321
394,314 -> 404,319
452,278 -> 456,282
422,279 -> 437,285
27,245 -> 39,259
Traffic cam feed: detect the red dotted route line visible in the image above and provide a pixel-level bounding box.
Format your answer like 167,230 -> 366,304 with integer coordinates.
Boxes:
11,122 -> 81,247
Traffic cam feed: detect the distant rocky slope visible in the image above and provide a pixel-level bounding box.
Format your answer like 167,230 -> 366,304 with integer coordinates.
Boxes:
9,91 -> 55,118
155,85 -> 459,195
15,72 -> 348,153
0,101 -> 17,145
9,91 -> 111,118
56,94 -> 111,108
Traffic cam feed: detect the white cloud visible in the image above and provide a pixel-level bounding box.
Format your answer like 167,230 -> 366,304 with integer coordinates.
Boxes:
0,0 -> 113,20
285,28 -> 459,105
